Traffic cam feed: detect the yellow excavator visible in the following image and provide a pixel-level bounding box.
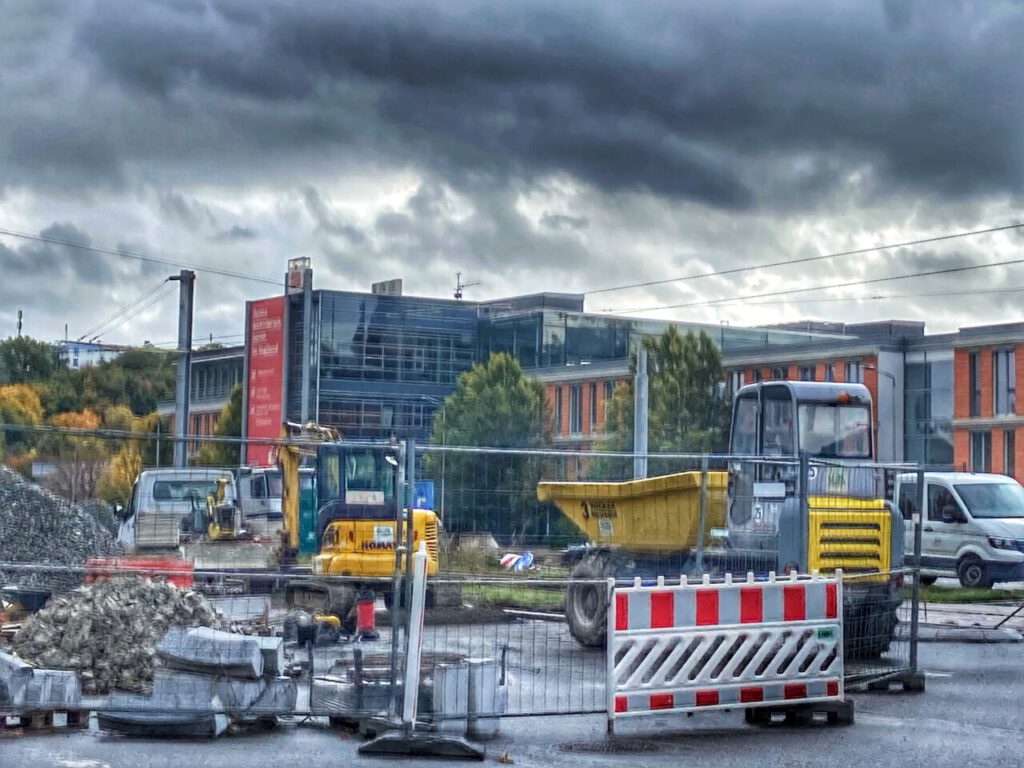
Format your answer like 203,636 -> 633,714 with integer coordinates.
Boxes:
278,423 -> 440,618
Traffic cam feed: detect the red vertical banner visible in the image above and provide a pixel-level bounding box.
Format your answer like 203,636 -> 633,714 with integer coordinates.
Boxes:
245,296 -> 285,467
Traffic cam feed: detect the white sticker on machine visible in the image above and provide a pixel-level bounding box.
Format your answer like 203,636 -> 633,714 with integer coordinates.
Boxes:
373,525 -> 395,544
598,518 -> 614,538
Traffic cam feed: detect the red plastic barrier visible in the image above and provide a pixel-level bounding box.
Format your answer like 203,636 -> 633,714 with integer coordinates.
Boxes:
85,557 -> 194,589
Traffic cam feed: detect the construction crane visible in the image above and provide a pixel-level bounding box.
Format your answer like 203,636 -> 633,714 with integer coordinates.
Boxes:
453,272 -> 482,300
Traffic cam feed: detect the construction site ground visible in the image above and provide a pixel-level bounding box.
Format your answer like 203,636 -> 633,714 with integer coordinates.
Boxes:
2,641 -> 1021,768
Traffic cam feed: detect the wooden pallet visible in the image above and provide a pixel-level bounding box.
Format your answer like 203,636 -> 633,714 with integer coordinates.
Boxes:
1,710 -> 90,733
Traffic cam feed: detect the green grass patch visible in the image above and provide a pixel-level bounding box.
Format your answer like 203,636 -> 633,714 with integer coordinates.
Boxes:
461,583 -> 565,612
914,585 -> 1024,604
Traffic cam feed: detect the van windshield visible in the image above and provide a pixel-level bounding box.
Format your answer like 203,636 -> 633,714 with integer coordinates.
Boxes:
955,483 -> 1024,519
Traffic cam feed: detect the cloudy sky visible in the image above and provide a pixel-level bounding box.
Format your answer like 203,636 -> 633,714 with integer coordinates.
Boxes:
2,0 -> 1023,348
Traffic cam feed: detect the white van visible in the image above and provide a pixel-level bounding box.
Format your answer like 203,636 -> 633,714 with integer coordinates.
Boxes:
118,469 -> 238,550
895,472 -> 1024,588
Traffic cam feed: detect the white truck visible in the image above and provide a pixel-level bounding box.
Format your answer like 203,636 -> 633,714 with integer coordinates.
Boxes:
117,468 -> 240,550
896,472 -> 1024,588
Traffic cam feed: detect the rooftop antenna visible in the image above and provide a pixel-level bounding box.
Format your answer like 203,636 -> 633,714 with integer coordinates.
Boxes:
453,272 -> 482,300
17,309 -> 23,337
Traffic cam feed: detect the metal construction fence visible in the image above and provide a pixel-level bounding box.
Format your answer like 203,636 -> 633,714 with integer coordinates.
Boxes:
0,427 -> 927,742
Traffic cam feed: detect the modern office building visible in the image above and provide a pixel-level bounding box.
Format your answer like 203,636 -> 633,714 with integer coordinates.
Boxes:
160,345 -> 244,439
237,259 -> 1024,481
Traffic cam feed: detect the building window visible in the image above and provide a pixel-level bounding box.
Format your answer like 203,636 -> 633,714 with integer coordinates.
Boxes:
969,351 -> 981,417
970,430 -> 991,473
603,380 -> 615,420
798,365 -> 815,381
1004,429 -> 1015,476
824,363 -> 835,382
771,366 -> 787,381
845,361 -> 863,383
569,385 -> 582,435
589,382 -> 598,431
727,370 -> 744,396
993,349 -> 1016,416
556,386 -> 565,432
753,369 -> 763,382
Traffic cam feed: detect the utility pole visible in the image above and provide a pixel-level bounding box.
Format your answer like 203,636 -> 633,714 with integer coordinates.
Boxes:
170,270 -> 195,468
633,345 -> 649,479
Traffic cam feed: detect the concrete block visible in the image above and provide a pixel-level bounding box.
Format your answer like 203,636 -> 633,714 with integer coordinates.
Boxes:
157,626 -> 264,679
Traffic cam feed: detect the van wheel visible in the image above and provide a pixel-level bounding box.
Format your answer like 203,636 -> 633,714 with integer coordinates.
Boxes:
957,557 -> 993,589
919,575 -> 938,586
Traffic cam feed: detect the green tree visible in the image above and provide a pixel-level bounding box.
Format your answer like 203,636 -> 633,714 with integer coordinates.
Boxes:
0,336 -> 55,384
599,327 -> 729,470
425,353 -> 550,541
191,384 -> 243,467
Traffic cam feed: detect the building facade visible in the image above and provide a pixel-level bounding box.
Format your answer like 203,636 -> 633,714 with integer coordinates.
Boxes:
160,345 -> 244,439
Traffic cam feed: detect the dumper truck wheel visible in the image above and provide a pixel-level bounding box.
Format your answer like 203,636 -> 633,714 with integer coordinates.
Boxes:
566,554 -> 614,648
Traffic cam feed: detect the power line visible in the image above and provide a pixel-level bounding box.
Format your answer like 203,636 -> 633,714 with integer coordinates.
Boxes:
77,278 -> 170,341
737,284 -> 1024,307
586,221 -> 1024,297
610,253 -> 1024,314
0,226 -> 281,286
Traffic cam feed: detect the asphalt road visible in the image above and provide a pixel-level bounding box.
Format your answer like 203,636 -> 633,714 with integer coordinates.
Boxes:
3,641 -> 1022,768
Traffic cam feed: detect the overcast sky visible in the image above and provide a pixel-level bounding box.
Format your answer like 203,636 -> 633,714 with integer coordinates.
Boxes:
2,0 -> 1023,348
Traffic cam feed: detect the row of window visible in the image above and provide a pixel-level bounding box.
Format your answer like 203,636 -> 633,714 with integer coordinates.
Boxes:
967,349 -> 1016,417
553,381 -> 616,436
968,429 -> 1015,476
731,361 -> 865,389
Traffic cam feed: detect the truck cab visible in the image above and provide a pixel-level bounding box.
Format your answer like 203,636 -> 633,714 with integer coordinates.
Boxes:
118,469 -> 238,550
896,472 -> 1024,588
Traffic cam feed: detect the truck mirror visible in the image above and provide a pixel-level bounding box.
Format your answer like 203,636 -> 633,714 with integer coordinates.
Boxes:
941,506 -> 963,524
113,503 -> 126,519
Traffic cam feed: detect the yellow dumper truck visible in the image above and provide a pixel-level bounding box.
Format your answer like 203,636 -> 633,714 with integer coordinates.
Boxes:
539,381 -> 903,659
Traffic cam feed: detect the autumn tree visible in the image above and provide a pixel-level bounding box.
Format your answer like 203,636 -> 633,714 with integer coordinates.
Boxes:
0,383 -> 44,467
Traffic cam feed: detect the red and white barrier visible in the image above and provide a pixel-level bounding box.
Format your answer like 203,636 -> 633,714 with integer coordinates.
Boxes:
607,571 -> 844,728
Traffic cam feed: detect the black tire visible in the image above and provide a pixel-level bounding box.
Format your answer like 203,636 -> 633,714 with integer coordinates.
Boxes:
565,554 -> 614,648
919,575 -> 938,586
844,601 -> 897,661
958,557 -> 993,589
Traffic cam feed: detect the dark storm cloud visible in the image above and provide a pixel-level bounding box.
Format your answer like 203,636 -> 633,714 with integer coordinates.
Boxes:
0,223 -> 114,285
0,0 -> 1012,210
302,187 -> 366,244
210,225 -> 258,241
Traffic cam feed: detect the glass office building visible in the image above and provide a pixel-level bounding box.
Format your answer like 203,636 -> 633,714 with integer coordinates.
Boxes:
280,283 -> 847,440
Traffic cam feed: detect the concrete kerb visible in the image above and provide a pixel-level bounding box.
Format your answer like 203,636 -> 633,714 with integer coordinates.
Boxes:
913,624 -> 1023,643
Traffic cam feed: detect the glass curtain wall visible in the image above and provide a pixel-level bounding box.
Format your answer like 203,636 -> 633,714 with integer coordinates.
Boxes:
904,349 -> 954,467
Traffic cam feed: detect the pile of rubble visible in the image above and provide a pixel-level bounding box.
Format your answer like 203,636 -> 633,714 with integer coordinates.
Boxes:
12,577 -> 223,694
0,467 -> 120,592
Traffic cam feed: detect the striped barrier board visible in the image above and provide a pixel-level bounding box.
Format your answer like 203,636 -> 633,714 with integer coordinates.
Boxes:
608,571 -> 844,729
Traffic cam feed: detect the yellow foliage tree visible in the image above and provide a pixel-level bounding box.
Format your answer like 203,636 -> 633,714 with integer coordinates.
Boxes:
0,383 -> 44,465
98,443 -> 142,506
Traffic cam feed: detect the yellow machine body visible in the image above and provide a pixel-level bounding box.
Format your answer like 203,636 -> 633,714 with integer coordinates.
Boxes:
312,509 -> 441,578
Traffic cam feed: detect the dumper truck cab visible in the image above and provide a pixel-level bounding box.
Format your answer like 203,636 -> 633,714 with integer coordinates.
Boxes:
118,469 -> 239,550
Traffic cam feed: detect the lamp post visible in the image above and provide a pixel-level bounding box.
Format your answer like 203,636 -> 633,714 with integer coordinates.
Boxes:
866,364 -> 898,461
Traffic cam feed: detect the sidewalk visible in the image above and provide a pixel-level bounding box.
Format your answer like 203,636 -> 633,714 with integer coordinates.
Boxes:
909,599 -> 1024,643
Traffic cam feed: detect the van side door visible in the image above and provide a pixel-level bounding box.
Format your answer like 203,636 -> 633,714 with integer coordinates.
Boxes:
926,482 -> 963,568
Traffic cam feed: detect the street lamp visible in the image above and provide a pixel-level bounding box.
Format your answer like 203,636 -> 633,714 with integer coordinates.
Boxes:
866,364 -> 898,462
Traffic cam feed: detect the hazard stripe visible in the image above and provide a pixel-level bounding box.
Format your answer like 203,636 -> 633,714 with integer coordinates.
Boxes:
649,693 -> 673,710
695,690 -> 719,706
695,590 -> 718,626
825,582 -> 838,619
650,592 -> 674,629
783,585 -> 805,621
615,593 -> 628,631
783,683 -> 807,700
739,587 -> 762,623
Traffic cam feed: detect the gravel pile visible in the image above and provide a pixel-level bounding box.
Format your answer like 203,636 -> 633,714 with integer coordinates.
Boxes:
0,467 -> 120,591
12,577 -> 224,694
